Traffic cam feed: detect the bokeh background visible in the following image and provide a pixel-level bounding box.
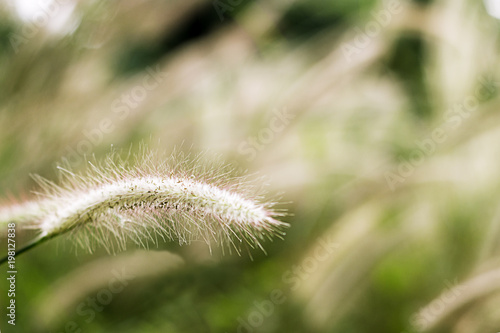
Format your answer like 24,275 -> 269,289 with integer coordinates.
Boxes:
1,0 -> 500,332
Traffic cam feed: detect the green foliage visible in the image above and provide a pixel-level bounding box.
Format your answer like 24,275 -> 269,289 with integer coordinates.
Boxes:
1,0 -> 499,332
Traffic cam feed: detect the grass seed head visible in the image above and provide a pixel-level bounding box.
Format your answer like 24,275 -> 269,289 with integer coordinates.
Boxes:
3,148 -> 289,255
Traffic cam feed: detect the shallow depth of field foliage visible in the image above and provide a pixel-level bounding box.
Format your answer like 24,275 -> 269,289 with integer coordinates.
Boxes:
1,0 -> 500,332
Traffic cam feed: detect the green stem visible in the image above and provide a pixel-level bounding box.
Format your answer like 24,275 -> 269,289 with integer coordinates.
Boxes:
0,234 -> 50,266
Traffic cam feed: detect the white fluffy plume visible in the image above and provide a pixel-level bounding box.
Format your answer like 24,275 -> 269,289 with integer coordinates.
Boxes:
0,148 -> 289,255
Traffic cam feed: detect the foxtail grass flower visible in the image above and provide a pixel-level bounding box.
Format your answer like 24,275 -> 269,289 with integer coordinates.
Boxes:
0,148 -> 288,263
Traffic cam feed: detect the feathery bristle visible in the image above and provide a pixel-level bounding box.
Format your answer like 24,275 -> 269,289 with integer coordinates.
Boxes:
1,148 -> 289,255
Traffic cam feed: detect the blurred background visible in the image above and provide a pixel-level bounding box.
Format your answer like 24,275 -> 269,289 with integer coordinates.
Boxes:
1,0 -> 500,332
